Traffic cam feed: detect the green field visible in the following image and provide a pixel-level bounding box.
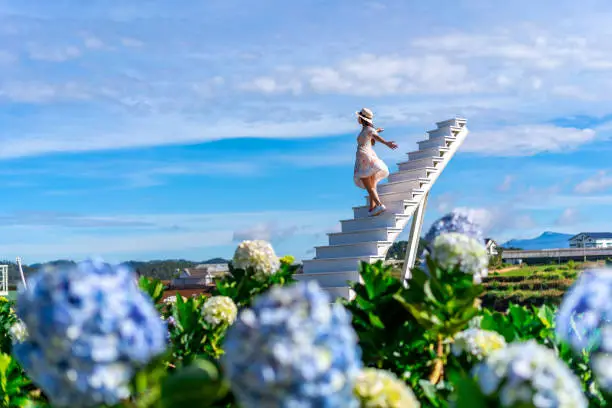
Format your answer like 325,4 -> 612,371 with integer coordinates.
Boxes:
482,263 -> 583,310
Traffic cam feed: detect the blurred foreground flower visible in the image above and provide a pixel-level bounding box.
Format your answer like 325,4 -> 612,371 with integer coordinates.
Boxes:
473,341 -> 587,408
221,281 -> 362,407
429,233 -> 489,283
452,328 -> 506,361
13,259 -> 167,407
202,295 -> 237,327
556,268 -> 612,391
424,211 -> 483,244
9,319 -> 28,343
354,368 -> 420,408
232,239 -> 281,279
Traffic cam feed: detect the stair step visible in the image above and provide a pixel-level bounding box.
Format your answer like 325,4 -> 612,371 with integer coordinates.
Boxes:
377,178 -> 430,195
426,125 -> 463,139
315,241 -> 392,258
328,227 -> 402,245
367,188 -> 425,205
340,213 -> 412,233
436,118 -> 466,128
417,136 -> 456,150
398,157 -> 444,171
353,199 -> 418,218
408,146 -> 449,161
294,270 -> 361,287
388,167 -> 438,183
303,255 -> 383,274
323,286 -> 353,300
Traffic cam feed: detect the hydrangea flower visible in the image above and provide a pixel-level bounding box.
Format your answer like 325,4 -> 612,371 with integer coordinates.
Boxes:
164,295 -> 177,304
202,295 -> 238,327
13,259 -> 167,407
555,269 -> 612,390
354,368 -> 420,408
221,281 -> 362,407
468,315 -> 484,329
232,240 -> 281,279
424,211 -> 483,244
473,341 -> 587,408
9,320 -> 28,343
452,328 -> 506,361
556,269 -> 612,353
428,233 -> 489,283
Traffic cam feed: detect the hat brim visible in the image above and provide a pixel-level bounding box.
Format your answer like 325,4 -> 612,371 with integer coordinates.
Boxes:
355,111 -> 373,124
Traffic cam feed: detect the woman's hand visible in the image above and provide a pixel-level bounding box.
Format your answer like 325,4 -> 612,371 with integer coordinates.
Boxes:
386,141 -> 398,150
376,127 -> 384,133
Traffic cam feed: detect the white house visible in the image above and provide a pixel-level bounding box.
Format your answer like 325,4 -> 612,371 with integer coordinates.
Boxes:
569,233 -> 612,248
484,238 -> 499,256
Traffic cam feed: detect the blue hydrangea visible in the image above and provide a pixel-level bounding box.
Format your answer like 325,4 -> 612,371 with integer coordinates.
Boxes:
556,269 -> 612,353
424,211 -> 484,244
473,341 -> 587,407
13,259 -> 167,407
556,268 -> 612,390
221,280 -> 362,407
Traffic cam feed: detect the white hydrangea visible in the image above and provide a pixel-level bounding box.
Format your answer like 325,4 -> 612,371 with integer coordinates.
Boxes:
430,233 -> 489,283
9,320 -> 28,343
473,341 -> 587,408
202,296 -> 238,327
232,240 -> 281,279
354,368 -> 420,408
452,328 -> 506,361
164,296 -> 177,304
468,315 -> 483,329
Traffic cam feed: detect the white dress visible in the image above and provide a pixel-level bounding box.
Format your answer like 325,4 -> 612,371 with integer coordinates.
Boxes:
353,126 -> 389,189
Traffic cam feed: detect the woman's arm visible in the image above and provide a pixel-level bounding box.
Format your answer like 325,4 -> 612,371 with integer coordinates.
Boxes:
371,128 -> 398,150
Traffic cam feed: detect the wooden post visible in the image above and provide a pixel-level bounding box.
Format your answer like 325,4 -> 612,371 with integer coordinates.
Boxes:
402,192 -> 429,281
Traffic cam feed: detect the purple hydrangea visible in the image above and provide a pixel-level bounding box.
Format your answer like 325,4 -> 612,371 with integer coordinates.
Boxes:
424,211 -> 484,244
13,259 -> 167,407
221,281 -> 362,407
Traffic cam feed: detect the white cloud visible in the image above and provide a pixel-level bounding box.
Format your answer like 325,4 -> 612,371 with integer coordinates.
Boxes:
121,38 -> 144,47
83,36 -> 104,49
0,210 -> 346,263
0,82 -> 89,103
555,208 -> 580,226
575,171 -> 612,194
462,125 -> 597,156
27,44 -> 81,62
241,54 -> 476,97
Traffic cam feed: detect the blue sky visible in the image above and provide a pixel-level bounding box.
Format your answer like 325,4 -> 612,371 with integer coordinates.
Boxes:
2,0 -> 612,263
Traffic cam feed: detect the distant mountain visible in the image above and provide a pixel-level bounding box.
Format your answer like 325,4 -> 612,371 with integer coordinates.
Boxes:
201,257 -> 230,264
502,232 -> 574,250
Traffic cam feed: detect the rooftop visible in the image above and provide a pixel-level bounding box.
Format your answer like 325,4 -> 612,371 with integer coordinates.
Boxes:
570,232 -> 612,240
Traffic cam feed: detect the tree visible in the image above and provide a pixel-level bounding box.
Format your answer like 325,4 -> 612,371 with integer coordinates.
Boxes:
385,239 -> 428,261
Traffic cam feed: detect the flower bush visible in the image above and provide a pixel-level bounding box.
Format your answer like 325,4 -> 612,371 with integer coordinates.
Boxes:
12,259 -> 167,407
0,218 -> 611,407
221,280 -> 362,407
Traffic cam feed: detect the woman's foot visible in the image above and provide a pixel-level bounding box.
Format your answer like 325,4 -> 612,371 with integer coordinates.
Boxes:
371,204 -> 386,216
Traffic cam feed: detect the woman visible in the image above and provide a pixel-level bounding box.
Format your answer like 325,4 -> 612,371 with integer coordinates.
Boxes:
354,108 -> 398,216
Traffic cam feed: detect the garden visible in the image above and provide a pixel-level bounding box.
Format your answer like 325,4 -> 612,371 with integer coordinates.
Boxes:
0,211 -> 611,407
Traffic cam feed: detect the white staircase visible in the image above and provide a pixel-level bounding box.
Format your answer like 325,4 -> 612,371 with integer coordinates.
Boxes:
295,118 -> 469,300
0,265 -> 7,295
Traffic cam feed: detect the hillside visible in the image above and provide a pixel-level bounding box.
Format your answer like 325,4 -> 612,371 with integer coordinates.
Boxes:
0,257 -> 231,282
502,232 -> 574,250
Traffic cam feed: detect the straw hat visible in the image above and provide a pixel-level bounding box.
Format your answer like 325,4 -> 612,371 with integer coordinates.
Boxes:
356,108 -> 374,124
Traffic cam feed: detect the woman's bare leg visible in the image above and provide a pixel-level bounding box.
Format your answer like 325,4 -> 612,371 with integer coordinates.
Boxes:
361,177 -> 377,211
369,175 -> 383,207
